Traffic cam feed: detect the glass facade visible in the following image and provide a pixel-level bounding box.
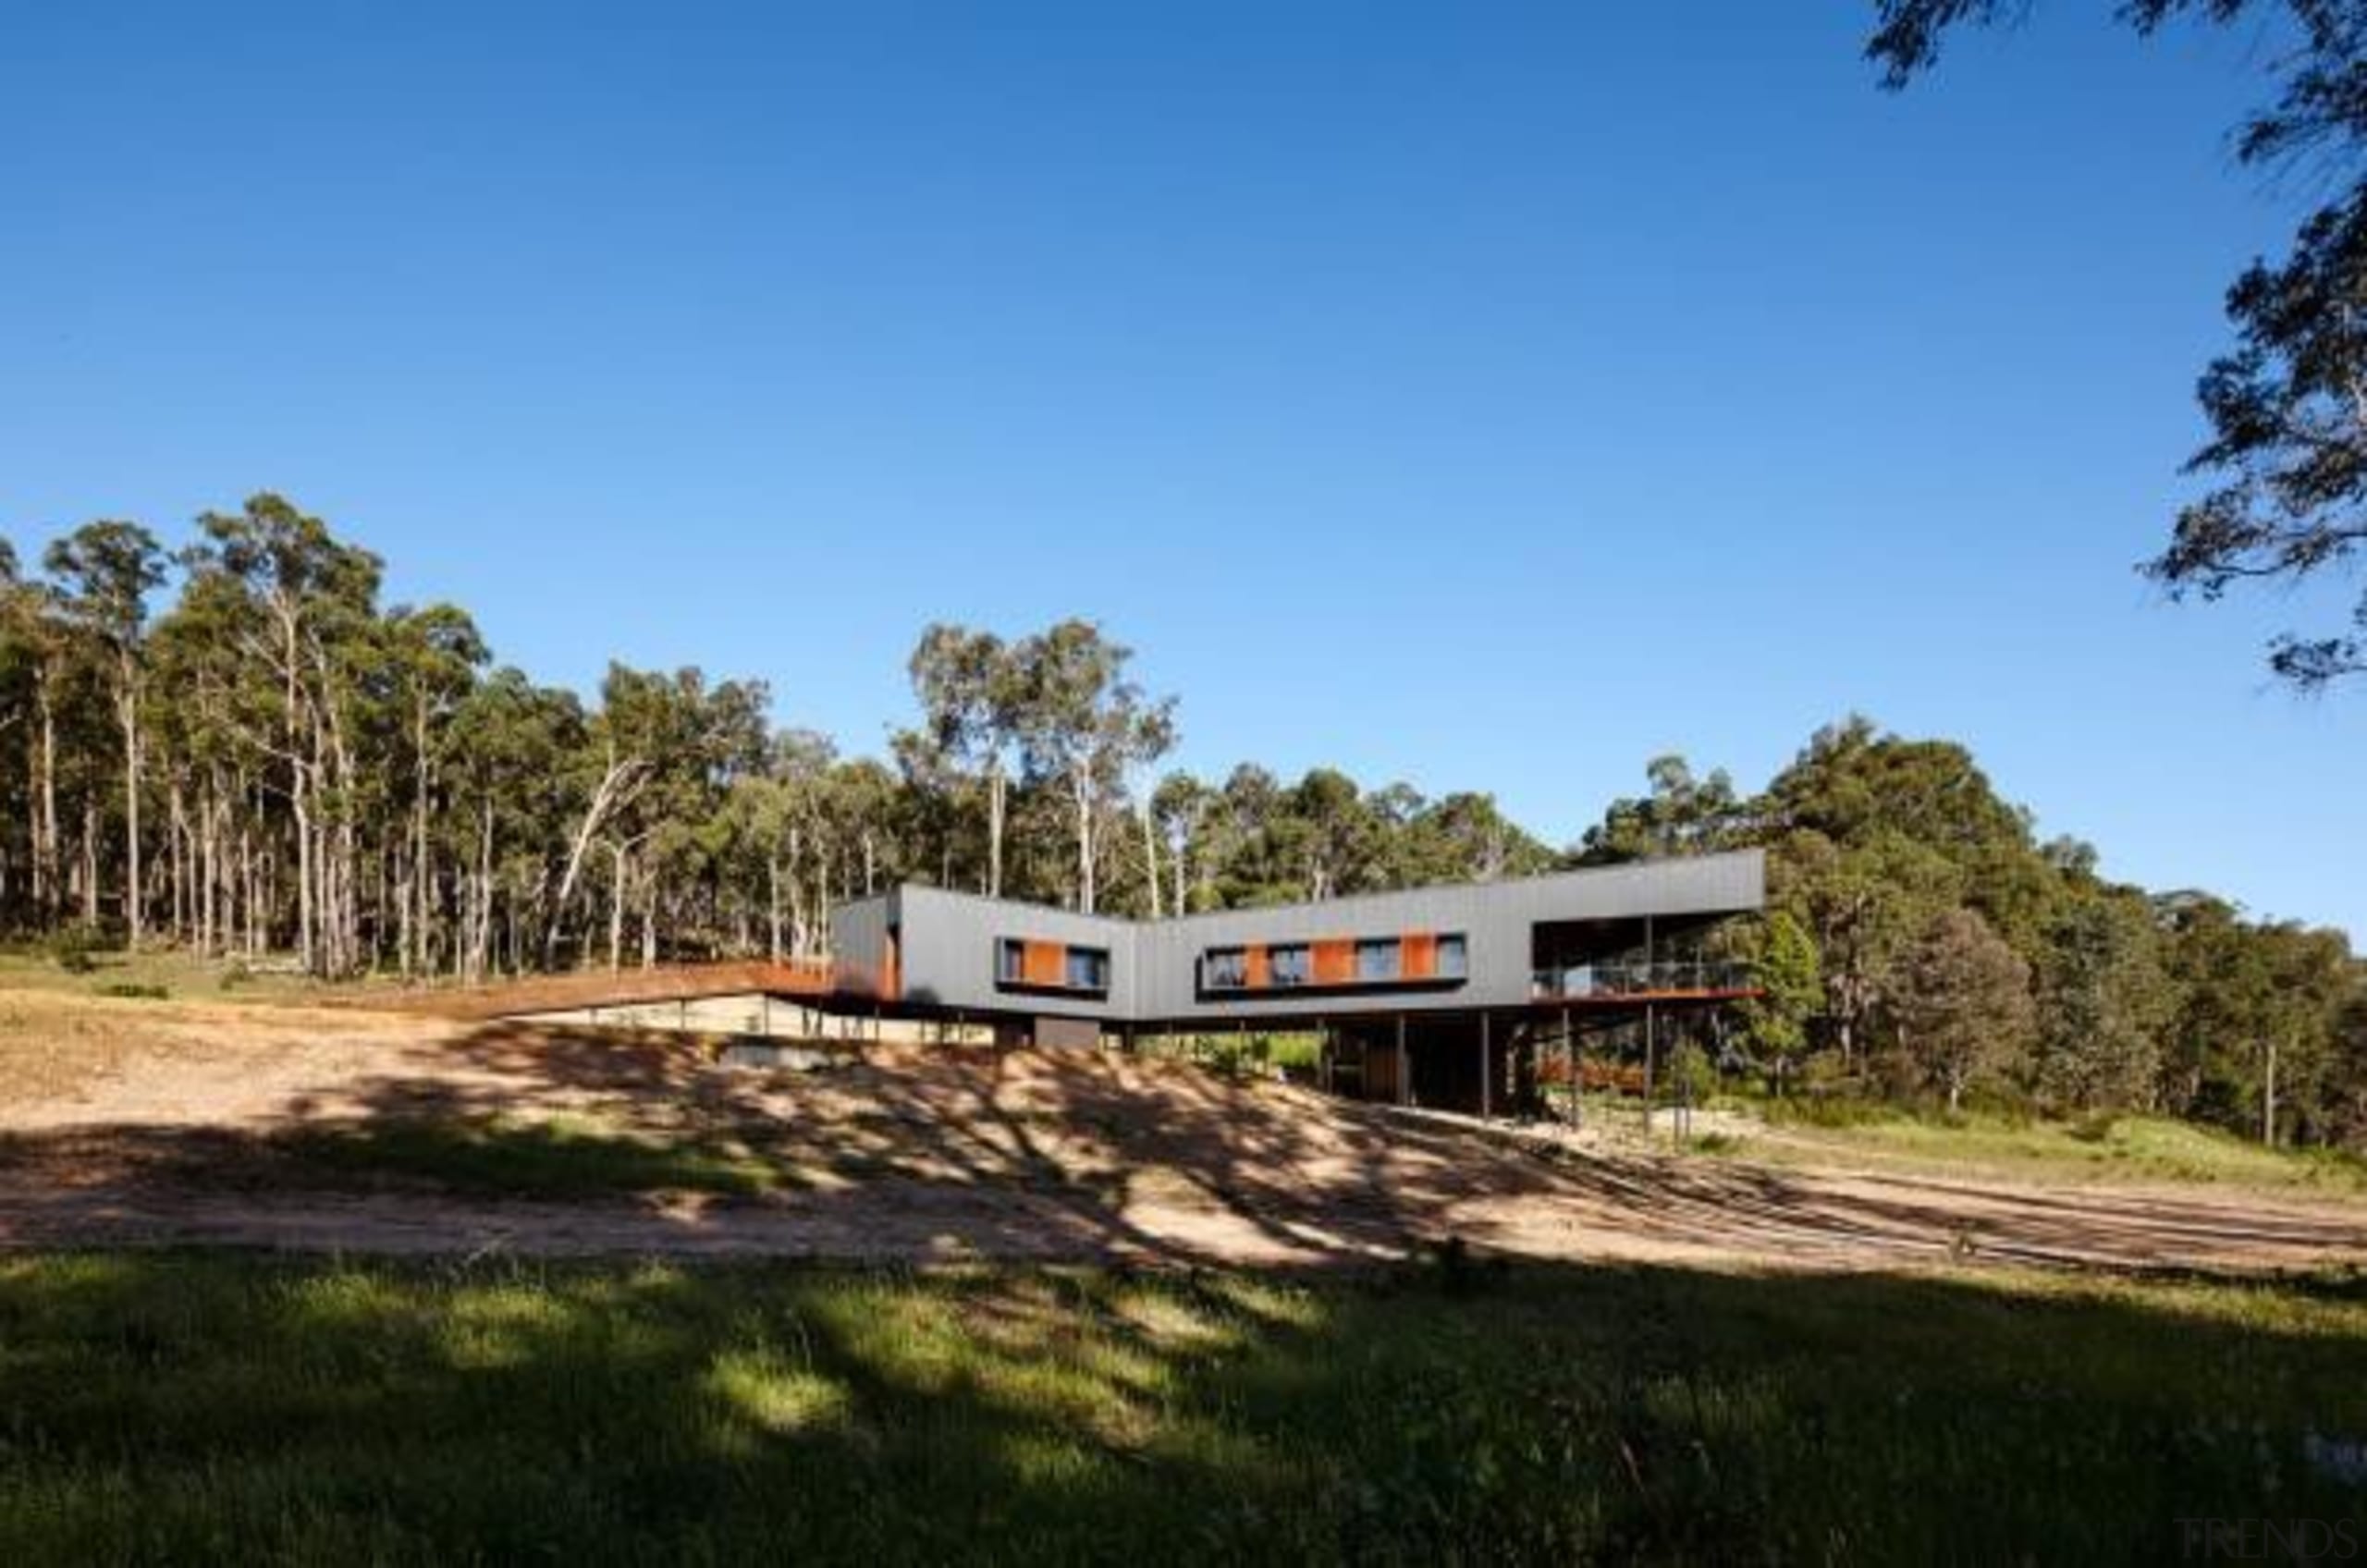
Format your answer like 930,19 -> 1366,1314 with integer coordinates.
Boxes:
996,937 -> 1110,994
1066,946 -> 1110,992
1201,933 -> 1466,990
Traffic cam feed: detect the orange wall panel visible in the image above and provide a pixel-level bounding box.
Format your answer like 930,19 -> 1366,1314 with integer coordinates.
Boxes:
1312,938 -> 1355,986
1402,932 -> 1436,980
1022,940 -> 1065,986
1245,945 -> 1270,989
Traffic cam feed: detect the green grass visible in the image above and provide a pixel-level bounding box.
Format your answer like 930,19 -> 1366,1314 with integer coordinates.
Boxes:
1741,1105 -> 2367,1195
0,947 -> 326,1004
1,1253 -> 2362,1564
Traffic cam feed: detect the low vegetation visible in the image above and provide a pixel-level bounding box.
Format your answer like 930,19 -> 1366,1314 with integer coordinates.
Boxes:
1726,1105 -> 2367,1196
0,1252 -> 2360,1564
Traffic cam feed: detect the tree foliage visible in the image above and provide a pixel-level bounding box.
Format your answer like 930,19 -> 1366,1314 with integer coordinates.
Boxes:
0,496 -> 2358,1147
1888,906 -> 2037,1111
1576,716 -> 2362,1143
1868,0 -> 2367,683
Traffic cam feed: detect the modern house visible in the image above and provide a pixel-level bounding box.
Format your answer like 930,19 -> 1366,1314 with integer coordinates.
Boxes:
830,849 -> 1764,1115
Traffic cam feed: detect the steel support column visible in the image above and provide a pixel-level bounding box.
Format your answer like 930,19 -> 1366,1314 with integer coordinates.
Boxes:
1479,1012 -> 1492,1121
1396,1014 -> 1409,1108
1642,1001 -> 1657,1139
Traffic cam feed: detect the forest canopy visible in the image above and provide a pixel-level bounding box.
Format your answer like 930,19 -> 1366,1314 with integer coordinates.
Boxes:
4,495 -> 2361,1145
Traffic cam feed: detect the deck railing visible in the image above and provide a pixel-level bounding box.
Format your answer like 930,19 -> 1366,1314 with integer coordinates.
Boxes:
1530,960 -> 1754,999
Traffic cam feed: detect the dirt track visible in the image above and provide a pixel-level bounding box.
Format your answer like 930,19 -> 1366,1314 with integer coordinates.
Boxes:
2,993 -> 2362,1274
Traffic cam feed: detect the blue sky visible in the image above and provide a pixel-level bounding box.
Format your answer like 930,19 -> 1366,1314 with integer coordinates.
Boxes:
4,2 -> 2361,936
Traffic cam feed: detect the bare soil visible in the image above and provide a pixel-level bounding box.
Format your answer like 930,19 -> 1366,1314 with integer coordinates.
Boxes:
2,990 -> 2361,1274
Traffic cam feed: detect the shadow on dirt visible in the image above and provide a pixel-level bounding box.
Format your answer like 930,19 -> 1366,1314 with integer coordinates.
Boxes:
1,1020 -> 2363,1271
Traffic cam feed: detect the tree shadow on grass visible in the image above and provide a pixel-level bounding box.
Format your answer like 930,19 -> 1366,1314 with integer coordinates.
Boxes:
1,1251 -> 2364,1564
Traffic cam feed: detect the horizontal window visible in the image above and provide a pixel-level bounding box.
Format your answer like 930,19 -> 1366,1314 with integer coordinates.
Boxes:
997,937 -> 1108,995
1199,933 -> 1466,991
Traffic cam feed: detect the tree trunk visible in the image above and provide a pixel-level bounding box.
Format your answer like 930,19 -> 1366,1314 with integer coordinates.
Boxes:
412,699 -> 432,979
80,797 -> 99,928
607,843 -> 629,974
1172,827 -> 1188,919
292,769 -> 315,974
545,755 -> 646,969
986,760 -> 1006,899
1140,797 -> 1161,919
472,797 -> 495,983
1073,772 -> 1096,914
117,657 -> 142,947
35,670 -> 57,922
2263,1035 -> 2279,1148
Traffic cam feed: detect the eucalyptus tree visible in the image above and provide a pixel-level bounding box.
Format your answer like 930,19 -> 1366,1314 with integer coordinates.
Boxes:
1578,754 -> 1748,864
1868,0 -> 2367,684
448,668 -> 585,980
2035,889 -> 2176,1112
183,495 -> 387,976
1008,619 -> 1176,915
1148,770 -> 1219,915
384,604 -> 488,975
1888,906 -> 2037,1112
42,521 -> 166,943
1741,909 -> 1823,1096
1283,768 -> 1382,901
902,624 -> 1024,897
0,553 -> 73,923
1395,791 -> 1553,886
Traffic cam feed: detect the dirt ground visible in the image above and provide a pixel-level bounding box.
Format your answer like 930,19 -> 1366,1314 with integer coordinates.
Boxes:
1,991 -> 2362,1275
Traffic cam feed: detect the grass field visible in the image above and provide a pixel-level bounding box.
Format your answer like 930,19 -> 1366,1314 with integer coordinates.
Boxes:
1,1252 -> 2362,1565
1725,1103 -> 2367,1196
0,946 -> 343,1005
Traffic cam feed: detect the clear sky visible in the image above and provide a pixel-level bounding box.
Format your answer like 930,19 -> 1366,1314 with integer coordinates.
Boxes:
4,2 -> 2361,936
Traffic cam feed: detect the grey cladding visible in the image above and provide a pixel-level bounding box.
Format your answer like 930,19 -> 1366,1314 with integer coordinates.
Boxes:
833,850 -> 1764,1026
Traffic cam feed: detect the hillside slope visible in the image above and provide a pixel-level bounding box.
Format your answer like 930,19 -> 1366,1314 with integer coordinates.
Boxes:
0,991 -> 2361,1272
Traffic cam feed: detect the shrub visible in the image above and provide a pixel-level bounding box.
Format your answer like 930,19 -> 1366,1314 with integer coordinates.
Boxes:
1765,1093 -> 1891,1130
2068,1109 -> 2120,1145
97,982 -> 168,1001
49,925 -> 109,974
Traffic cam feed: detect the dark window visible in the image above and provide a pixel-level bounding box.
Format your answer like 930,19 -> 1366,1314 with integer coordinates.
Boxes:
1269,944 -> 1310,986
1066,946 -> 1110,993
1203,948 -> 1247,990
1436,934 -> 1468,978
1355,938 -> 1401,982
997,939 -> 1024,984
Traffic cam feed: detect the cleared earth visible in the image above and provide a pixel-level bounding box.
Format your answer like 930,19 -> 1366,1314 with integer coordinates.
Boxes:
2,989 -> 2362,1274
